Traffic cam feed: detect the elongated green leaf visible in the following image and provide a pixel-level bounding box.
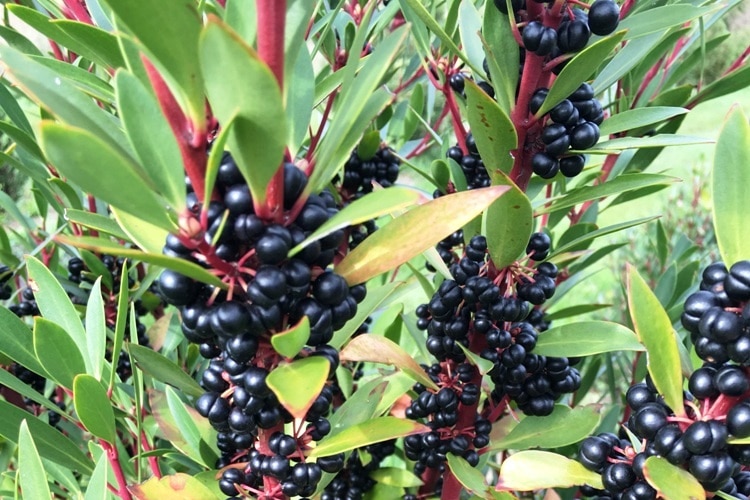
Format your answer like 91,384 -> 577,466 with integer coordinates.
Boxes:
74,374 -> 116,444
33,318 -> 86,390
26,256 -> 91,373
65,209 -> 129,240
446,454 -> 488,497
536,322 -> 641,356
598,107 -> 688,137
271,317 -> 310,358
465,79 -> 517,177
165,387 -> 213,468
0,121 -> 43,160
200,19 -> 286,207
642,456 -> 705,500
0,400 -> 93,474
481,2 -> 518,113
40,123 -> 176,231
29,56 -> 115,103
308,416 -> 430,459
0,80 -> 33,133
0,44 -> 131,160
83,453 -> 110,500
536,174 -> 678,215
0,306 -> 45,376
331,281 -> 405,349
491,405 -> 600,450
340,334 -> 438,390
111,206 -> 170,255
127,343 -> 204,399
18,420 -> 53,500
101,0 -> 204,123
619,5 -> 718,40
627,264 -> 685,417
485,171 -> 532,268
712,108 -> 750,265
497,451 -> 603,491
336,186 -> 509,284
56,235 -> 226,289
458,1 -> 485,76
290,187 -> 422,257
370,468 -> 423,488
0,368 -> 71,419
128,473 -> 220,500
0,24 -> 42,56
267,357 -> 330,420
550,216 -> 659,258
537,31 -> 626,117
593,32 -> 663,93
287,44 -> 315,157
691,65 -> 750,107
115,70 -> 185,213
328,379 -> 389,435
584,134 -> 712,153
85,279 -> 107,381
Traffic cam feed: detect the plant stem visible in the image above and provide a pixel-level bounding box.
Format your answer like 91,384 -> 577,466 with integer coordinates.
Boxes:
102,441 -> 133,500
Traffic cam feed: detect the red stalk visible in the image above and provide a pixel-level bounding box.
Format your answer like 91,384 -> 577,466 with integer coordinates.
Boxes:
62,0 -> 93,24
256,0 -> 287,223
102,441 -> 133,500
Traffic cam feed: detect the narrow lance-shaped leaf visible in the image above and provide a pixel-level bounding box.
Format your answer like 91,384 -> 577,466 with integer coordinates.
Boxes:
74,374 -> 116,444
446,454 -> 488,497
712,108 -> 750,266
33,318 -> 86,390
626,264 -> 685,417
267,357 -> 330,420
497,451 -> 604,491
127,343 -> 204,399
199,18 -> 286,207
490,405 -> 600,451
534,321 -> 644,357
481,2 -> 519,114
18,420 -> 53,500
485,171 -> 532,269
336,185 -> 509,285
598,107 -> 689,137
0,305 -> 46,376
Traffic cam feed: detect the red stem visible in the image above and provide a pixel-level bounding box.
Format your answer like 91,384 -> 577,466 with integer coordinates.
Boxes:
139,431 -> 162,479
102,441 -> 133,500
62,0 -> 93,24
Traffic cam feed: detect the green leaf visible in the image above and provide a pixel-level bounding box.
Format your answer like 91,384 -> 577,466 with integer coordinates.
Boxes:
114,70 -> 185,213
712,108 -> 750,266
0,306 -> 46,376
481,1 -> 518,114
340,334 -> 438,391
200,19 -> 286,207
458,0 -> 486,78
537,31 -> 626,117
626,264 -> 685,417
83,453 -> 110,500
464,79 -> 517,177
39,122 -> 176,231
446,454 -> 488,497
642,456 -> 705,500
271,317 -> 310,358
619,5 -> 718,40
550,216 -> 659,258
593,32 -> 664,94
497,451 -> 603,491
0,368 -> 71,419
543,303 -> 612,321
267,357 -> 330,420
18,420 -> 53,500
328,379 -> 389,435
165,387 -> 216,468
290,187 -> 422,257
0,81 -> 33,134
485,171 -> 532,268
598,107 -> 689,137
74,374 -> 116,444
33,318 -> 86,390
370,468 -> 423,488
65,209 -> 129,240
100,0 -> 204,123
584,134 -> 712,154
0,24 -> 43,56
56,235 -> 227,289
26,256 -> 91,373
307,416 -> 430,459
491,405 -> 600,451
0,400 -> 93,474
536,174 -> 679,215
330,281 -> 406,349
457,343 -> 495,376
128,473 -> 220,500
0,121 -> 43,160
336,185 -> 509,284
691,65 -> 750,107
286,44 -> 315,156
535,322 -> 642,357
127,343 -> 204,399
111,206 -> 170,255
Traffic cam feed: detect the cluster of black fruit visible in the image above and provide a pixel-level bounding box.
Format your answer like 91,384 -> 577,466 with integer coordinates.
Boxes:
340,146 -> 400,198
159,154 -> 366,498
321,440 -> 396,500
681,260 -> 750,364
445,133 -> 491,190
495,0 -> 621,41
578,366 -> 750,498
530,82 -> 603,179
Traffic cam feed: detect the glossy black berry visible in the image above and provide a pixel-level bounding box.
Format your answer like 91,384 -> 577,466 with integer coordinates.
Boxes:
557,20 -> 591,53
588,0 -> 620,36
532,152 -> 559,179
529,88 -> 549,114
449,73 -> 466,93
715,365 -> 749,396
158,270 -> 198,306
570,122 -> 600,150
559,154 -> 586,177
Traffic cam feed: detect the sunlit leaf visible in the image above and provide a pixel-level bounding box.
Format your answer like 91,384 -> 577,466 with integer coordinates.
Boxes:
497,451 -> 603,491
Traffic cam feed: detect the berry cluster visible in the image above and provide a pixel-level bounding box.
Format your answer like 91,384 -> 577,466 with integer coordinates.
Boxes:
681,261 -> 750,364
159,154 -> 366,498
445,134 -> 491,190
340,146 -> 400,199
321,440 -> 397,500
530,82 -> 603,179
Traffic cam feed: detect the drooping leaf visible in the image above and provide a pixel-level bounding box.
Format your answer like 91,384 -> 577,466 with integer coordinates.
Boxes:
712,108 -> 750,266
18,420 -> 53,500
289,187 -> 423,257
626,264 -> 685,417
598,107 -> 689,137
496,451 -> 604,491
271,317 -> 310,359
129,473 -> 220,500
73,374 -> 116,444
199,19 -> 286,207
642,456 -> 705,500
336,186 -> 509,284
340,335 -> 439,390
267,357 -> 330,420
446,454 -> 489,497
537,31 -> 626,117
534,321 -> 644,357
307,416 -> 430,459
33,318 -> 86,390
464,79 -> 517,177
491,405 -> 600,450
127,343 -> 204,399
26,256 -> 91,373
39,122 -> 176,231
0,400 -> 93,474
485,171 -> 532,268
64,209 -> 129,240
